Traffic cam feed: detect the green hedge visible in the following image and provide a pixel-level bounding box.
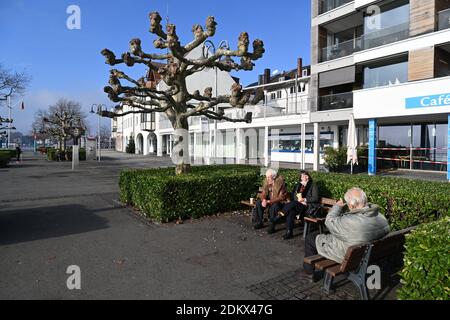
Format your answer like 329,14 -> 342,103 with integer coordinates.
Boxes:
47,148 -> 86,161
397,217 -> 450,300
119,165 -> 261,222
47,148 -> 58,161
0,151 -> 11,167
276,170 -> 450,231
119,166 -> 450,229
0,149 -> 17,158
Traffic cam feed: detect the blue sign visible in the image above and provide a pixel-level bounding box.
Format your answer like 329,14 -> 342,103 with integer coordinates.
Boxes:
406,93 -> 450,109
368,119 -> 377,176
448,115 -> 450,181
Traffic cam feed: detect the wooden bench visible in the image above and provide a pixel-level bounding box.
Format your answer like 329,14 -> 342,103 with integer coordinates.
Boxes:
241,191 -> 337,236
303,226 -> 415,300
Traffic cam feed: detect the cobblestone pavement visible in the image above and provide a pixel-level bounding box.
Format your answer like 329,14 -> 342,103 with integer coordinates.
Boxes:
232,212 -> 401,301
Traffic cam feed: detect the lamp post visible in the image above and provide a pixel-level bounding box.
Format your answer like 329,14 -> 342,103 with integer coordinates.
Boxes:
202,40 -> 230,164
5,97 -> 24,148
91,104 -> 106,162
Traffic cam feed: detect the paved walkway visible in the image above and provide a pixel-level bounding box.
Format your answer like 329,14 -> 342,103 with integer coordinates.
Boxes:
0,151 -> 399,300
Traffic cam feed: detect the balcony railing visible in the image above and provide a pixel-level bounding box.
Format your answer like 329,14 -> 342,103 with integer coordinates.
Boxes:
438,8 -> 450,31
320,22 -> 410,62
318,92 -> 353,111
319,0 -> 353,15
221,98 -> 309,121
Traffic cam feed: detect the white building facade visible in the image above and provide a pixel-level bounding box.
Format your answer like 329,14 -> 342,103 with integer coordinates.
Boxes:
111,48 -> 336,169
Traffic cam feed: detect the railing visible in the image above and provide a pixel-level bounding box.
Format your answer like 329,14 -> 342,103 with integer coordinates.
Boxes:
221,98 -> 309,121
361,21 -> 409,50
320,22 -> 410,62
319,0 -> 353,15
438,8 -> 450,31
318,92 -> 353,111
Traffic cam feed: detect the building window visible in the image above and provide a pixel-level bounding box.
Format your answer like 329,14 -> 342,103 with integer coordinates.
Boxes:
277,91 -> 282,99
363,56 -> 408,89
270,92 -> 276,100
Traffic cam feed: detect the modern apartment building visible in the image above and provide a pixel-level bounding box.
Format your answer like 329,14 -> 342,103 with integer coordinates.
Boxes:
310,0 -> 450,179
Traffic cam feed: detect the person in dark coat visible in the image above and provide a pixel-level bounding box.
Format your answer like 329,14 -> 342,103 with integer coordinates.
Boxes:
279,170 -> 320,240
15,145 -> 22,162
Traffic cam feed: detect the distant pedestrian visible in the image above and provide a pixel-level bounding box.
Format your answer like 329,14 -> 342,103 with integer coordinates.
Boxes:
15,145 -> 22,162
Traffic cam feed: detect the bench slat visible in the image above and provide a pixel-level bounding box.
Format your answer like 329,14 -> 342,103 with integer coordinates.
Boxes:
240,200 -> 255,208
303,254 -> 326,265
304,217 -> 325,223
315,259 -> 340,271
321,198 -> 337,206
326,264 -> 344,277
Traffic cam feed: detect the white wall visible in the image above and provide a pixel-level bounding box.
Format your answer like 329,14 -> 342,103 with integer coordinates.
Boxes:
354,76 -> 450,119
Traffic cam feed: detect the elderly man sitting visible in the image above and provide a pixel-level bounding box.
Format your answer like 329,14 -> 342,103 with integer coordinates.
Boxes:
253,169 -> 287,230
303,187 -> 390,274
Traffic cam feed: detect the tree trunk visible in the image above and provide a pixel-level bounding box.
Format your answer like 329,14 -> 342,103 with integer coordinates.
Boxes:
173,117 -> 191,175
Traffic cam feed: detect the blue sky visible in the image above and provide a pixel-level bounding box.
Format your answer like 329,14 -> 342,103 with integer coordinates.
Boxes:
0,0 -> 311,134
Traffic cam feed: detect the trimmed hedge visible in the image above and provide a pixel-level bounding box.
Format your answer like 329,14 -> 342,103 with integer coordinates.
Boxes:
119,165 -> 261,222
0,151 -> 11,167
119,166 -> 450,229
397,217 -> 450,300
0,149 -> 17,158
47,148 -> 86,161
277,170 -> 450,231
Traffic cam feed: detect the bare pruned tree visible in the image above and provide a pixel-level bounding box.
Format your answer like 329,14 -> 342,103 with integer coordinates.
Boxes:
0,64 -> 31,102
99,11 -> 265,174
32,98 -> 87,151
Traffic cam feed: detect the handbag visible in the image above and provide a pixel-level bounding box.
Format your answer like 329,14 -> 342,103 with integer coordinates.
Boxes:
305,205 -> 324,218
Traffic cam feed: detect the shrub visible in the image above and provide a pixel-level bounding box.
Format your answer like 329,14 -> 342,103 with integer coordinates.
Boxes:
323,147 -> 347,172
126,137 -> 135,154
397,217 -> 450,300
47,148 -> 57,161
119,166 -> 450,230
79,148 -> 86,161
277,170 -> 450,231
46,148 -> 85,161
0,149 -> 17,159
119,165 -> 260,222
0,151 -> 11,167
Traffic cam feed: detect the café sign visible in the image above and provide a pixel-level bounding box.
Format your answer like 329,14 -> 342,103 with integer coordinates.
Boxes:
406,93 -> 450,109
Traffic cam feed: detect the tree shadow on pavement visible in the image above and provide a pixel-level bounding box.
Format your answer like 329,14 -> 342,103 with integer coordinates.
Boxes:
0,204 -> 109,245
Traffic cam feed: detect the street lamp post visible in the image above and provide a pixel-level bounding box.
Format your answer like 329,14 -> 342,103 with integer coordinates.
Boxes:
5,97 -> 23,148
202,40 -> 230,164
91,104 -> 106,162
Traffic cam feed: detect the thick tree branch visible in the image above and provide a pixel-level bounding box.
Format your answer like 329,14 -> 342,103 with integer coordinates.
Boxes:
149,12 -> 167,39
184,16 -> 217,52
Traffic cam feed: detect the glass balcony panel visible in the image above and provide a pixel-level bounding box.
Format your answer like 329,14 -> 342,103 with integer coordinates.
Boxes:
320,22 -> 409,62
318,92 -> 353,111
438,8 -> 450,31
319,0 -> 353,14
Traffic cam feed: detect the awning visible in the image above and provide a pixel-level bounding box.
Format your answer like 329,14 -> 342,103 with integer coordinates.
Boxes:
319,65 -> 355,88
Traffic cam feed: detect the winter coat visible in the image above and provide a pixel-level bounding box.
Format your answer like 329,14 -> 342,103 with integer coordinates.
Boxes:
260,175 -> 287,204
315,203 -> 390,263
